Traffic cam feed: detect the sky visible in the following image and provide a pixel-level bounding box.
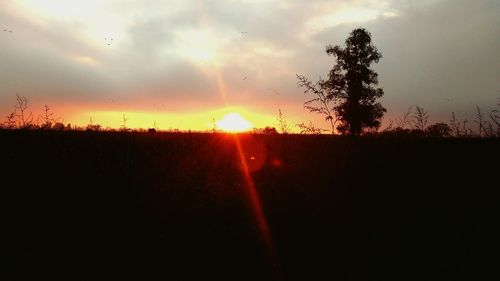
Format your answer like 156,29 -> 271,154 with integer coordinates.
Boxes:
0,0 -> 499,131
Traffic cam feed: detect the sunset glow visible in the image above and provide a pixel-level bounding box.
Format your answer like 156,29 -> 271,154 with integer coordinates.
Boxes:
59,106 -> 281,132
1,0 -> 498,131
216,112 -> 253,132
1,1 -> 498,279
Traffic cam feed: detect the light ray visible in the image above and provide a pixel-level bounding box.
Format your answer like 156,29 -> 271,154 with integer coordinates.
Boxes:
233,134 -> 282,278
213,64 -> 229,106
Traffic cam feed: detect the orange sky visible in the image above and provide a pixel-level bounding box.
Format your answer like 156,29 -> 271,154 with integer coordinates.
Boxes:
65,106 -> 301,132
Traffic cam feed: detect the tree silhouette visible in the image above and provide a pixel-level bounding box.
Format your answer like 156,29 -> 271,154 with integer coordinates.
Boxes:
298,28 -> 385,135
39,105 -> 54,129
326,28 -> 386,135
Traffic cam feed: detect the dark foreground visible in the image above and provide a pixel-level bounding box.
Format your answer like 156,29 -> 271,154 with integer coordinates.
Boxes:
0,130 -> 498,280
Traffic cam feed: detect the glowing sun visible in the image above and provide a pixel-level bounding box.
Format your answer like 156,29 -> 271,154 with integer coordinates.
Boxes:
216,113 -> 253,132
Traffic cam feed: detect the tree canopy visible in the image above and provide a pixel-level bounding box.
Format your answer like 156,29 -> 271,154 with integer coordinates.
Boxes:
298,28 -> 386,135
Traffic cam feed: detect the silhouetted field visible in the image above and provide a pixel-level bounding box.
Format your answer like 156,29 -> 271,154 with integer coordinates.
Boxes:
0,130 -> 498,280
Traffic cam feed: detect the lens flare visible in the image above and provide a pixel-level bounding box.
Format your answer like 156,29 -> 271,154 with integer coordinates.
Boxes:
232,135 -> 282,278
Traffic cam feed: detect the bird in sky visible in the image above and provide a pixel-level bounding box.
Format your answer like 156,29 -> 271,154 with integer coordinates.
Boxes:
104,37 -> 115,45
267,88 -> 280,95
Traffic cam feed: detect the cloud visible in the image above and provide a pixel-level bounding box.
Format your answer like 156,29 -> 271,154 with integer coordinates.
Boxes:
367,0 -> 500,119
297,0 -> 500,120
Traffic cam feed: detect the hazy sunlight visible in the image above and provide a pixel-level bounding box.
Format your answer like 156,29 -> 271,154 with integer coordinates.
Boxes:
216,113 -> 253,132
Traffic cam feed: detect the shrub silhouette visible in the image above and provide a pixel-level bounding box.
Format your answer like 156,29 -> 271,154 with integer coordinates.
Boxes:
412,106 -> 429,131
296,74 -> 338,134
427,123 -> 451,137
14,94 -> 33,129
296,121 -> 326,135
276,109 -> 290,134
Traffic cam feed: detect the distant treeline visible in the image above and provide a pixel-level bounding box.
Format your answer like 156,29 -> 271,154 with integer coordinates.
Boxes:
1,94 -> 499,138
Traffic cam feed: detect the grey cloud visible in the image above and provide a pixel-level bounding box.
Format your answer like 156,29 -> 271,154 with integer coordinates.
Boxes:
301,0 -> 500,122
0,6 -> 120,108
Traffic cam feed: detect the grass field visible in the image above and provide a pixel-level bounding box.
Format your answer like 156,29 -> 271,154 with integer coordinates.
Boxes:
1,130 -> 498,280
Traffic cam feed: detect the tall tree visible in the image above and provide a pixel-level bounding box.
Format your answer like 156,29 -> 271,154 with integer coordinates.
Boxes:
298,28 -> 386,135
